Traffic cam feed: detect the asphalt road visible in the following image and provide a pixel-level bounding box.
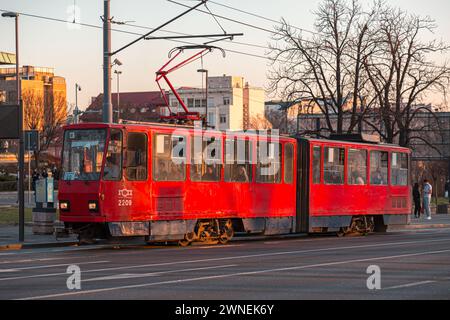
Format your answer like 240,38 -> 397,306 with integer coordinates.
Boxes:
0,228 -> 449,300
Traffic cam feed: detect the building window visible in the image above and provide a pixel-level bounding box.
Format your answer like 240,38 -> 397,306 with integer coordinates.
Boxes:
220,114 -> 227,124
207,98 -> 214,107
194,99 -> 201,108
324,147 -> 345,185
370,151 -> 388,185
348,149 -> 367,185
225,139 -> 252,183
208,112 -> 215,126
201,99 -> 207,108
223,97 -> 230,105
126,132 -> 148,181
153,134 -> 186,181
190,136 -> 222,182
391,152 -> 408,186
312,146 -> 321,184
187,98 -> 194,108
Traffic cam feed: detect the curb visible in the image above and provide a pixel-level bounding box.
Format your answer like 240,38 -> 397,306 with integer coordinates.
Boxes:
390,224 -> 450,230
0,240 -> 78,251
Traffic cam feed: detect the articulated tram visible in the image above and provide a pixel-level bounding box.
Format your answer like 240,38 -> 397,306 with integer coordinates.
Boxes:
58,122 -> 411,245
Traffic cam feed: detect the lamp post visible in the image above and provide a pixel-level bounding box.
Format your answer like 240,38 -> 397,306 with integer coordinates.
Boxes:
114,70 -> 122,123
74,83 -> 81,124
197,68 -> 208,128
2,11 -> 24,242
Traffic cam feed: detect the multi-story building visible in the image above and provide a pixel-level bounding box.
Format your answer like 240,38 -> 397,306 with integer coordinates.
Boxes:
165,75 -> 266,131
0,66 -> 67,165
80,91 -> 167,123
0,65 -> 67,130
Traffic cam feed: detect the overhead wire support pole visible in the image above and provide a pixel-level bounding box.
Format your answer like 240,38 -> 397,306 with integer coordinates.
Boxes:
103,0 -> 112,123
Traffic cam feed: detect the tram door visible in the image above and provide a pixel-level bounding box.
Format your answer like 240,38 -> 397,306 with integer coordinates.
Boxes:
120,130 -> 151,220
296,138 -> 310,233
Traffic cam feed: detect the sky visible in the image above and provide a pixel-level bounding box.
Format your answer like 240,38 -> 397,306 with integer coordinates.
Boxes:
0,0 -> 449,110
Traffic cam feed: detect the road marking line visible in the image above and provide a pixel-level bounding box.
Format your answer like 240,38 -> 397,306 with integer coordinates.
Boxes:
0,260 -> 109,273
18,248 -> 450,300
2,237 -> 450,282
0,269 -> 19,273
194,245 -> 242,249
0,257 -> 87,265
83,264 -> 237,282
384,281 -> 436,290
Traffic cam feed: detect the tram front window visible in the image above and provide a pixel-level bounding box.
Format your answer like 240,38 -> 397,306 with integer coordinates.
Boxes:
62,129 -> 106,181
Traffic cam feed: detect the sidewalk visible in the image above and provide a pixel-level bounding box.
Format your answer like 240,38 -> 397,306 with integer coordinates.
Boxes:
0,224 -> 78,250
390,213 -> 450,230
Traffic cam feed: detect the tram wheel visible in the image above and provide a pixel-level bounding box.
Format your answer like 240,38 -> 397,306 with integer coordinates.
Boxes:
178,239 -> 191,247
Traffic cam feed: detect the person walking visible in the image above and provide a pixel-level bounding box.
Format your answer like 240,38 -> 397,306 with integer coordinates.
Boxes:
445,178 -> 450,203
423,179 -> 433,220
413,183 -> 421,219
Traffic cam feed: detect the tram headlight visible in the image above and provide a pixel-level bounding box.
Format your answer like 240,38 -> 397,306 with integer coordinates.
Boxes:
59,201 -> 70,211
88,200 -> 99,212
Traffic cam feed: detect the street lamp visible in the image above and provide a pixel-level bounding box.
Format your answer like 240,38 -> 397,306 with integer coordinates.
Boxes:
2,11 -> 24,242
114,70 -> 122,123
74,84 -> 81,124
197,68 -> 208,128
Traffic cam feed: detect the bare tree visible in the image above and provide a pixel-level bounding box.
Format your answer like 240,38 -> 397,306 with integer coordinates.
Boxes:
22,89 -> 44,131
249,114 -> 273,130
41,92 -> 67,152
269,0 -> 377,135
363,5 -> 450,146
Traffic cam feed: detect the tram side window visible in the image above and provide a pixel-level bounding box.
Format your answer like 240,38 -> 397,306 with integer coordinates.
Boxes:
312,146 -> 321,184
126,132 -> 148,181
256,141 -> 281,183
103,129 -> 122,181
324,147 -> 345,185
191,136 -> 222,182
284,143 -> 294,184
153,134 -> 186,181
370,151 -> 388,185
348,149 -> 367,185
224,139 -> 253,183
391,152 -> 408,186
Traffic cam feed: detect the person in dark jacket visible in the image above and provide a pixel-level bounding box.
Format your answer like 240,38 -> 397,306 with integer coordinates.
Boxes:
413,183 -> 421,218
445,178 -> 450,203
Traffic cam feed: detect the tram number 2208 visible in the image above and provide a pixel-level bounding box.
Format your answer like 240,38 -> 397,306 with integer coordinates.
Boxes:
118,199 -> 132,207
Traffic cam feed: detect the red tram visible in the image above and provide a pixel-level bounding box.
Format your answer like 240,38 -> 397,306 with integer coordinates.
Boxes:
58,122 -> 411,244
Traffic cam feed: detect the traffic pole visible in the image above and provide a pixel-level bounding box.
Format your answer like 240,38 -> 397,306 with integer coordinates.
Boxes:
102,0 -> 112,123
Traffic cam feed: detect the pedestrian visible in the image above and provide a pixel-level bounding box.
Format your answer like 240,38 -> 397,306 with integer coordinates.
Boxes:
52,165 -> 59,181
423,179 -> 433,220
413,183 -> 421,218
32,169 -> 40,192
445,178 -> 450,203
42,168 -> 48,179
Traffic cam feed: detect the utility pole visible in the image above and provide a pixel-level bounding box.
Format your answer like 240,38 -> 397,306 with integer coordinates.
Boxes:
114,70 -> 122,123
2,12 -> 24,242
197,68 -> 208,127
74,83 -> 81,124
103,0 -> 112,123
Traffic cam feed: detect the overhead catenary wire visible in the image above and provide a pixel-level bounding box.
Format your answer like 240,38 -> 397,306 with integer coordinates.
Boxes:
1,3 -> 447,71
0,8 -> 281,63
169,0 -> 450,71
